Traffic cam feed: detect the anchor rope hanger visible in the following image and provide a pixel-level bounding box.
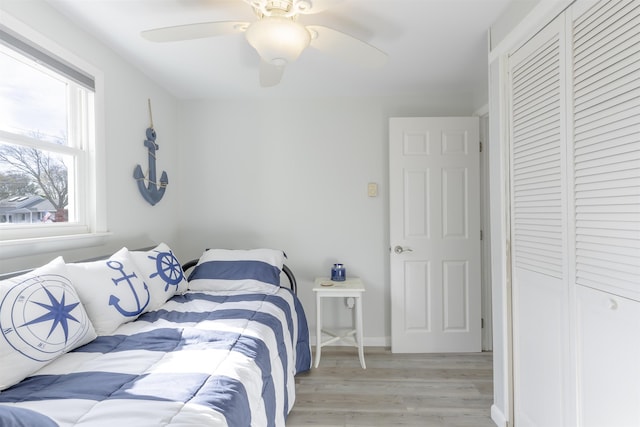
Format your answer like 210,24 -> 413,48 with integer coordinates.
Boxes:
148,98 -> 154,129
143,150 -> 157,160
137,100 -> 155,185
135,174 -> 168,188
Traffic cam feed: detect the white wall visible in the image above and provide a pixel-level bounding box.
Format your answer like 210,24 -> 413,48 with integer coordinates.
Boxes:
174,96 -> 476,344
489,0 -> 539,50
1,0 -> 488,355
0,0 -> 181,271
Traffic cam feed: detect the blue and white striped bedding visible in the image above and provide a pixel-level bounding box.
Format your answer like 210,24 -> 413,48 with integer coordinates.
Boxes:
0,288 -> 311,427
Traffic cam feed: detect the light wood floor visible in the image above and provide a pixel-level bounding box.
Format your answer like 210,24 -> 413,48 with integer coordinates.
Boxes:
286,347 -> 495,427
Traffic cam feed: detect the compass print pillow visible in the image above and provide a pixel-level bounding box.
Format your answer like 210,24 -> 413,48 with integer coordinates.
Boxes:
128,243 -> 188,312
67,248 -> 151,335
0,257 -> 97,390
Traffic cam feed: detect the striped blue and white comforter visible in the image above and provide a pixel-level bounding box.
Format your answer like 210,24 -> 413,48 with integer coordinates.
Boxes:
0,288 -> 311,427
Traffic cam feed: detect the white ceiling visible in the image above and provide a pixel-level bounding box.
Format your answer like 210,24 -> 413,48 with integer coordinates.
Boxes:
47,0 -> 513,102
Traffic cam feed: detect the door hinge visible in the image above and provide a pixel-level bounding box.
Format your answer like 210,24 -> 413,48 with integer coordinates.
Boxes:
481,318 -> 485,328
480,229 -> 483,240
479,141 -> 483,152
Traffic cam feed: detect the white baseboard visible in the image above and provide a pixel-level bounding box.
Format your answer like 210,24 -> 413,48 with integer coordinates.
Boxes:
491,404 -> 507,427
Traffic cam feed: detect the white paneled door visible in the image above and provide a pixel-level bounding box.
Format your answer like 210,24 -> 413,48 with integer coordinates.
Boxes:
389,117 -> 481,353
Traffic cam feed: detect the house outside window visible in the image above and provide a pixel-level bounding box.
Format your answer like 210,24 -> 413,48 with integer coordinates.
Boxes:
0,20 -> 105,248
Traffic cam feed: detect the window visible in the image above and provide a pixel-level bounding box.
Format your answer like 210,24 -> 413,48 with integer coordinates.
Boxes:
0,22 -> 103,246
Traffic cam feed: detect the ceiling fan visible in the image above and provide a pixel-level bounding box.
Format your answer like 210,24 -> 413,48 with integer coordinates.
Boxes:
141,0 -> 387,87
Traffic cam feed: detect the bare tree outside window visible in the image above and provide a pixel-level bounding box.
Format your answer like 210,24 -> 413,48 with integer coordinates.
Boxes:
0,170 -> 38,199
0,137 -> 69,222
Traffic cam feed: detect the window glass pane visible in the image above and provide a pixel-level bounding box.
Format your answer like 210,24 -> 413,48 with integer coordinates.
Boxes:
0,142 -> 71,224
0,46 -> 68,145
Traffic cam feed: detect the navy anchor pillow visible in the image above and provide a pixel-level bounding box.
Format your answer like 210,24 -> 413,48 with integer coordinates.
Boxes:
66,248 -> 150,335
0,257 -> 96,390
127,243 -> 188,312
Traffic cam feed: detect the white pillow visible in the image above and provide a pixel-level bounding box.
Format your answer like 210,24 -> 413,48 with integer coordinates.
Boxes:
187,248 -> 285,294
0,257 -> 96,390
127,243 -> 188,312
66,248 -> 150,335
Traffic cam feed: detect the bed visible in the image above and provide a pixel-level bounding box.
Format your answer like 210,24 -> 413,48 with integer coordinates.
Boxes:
0,244 -> 311,427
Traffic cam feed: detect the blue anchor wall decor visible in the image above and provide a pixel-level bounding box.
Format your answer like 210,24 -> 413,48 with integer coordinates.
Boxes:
134,100 -> 168,205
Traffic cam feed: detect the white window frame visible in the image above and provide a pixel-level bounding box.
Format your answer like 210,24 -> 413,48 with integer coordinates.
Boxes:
0,13 -> 108,259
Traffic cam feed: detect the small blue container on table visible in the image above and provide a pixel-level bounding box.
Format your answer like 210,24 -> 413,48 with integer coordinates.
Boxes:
331,263 -> 346,281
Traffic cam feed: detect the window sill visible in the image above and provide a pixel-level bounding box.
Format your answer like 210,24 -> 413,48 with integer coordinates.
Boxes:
0,232 -> 112,260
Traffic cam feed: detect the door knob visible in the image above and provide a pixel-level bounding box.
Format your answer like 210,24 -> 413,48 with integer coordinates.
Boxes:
394,245 -> 413,254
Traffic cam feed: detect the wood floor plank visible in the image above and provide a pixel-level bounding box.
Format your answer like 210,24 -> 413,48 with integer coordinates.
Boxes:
287,347 -> 494,427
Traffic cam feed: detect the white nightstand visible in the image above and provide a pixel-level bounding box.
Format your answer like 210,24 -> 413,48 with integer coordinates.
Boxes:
313,277 -> 366,369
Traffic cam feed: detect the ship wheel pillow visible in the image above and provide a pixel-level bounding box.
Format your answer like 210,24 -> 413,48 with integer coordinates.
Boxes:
127,242 -> 188,312
0,257 -> 96,390
187,248 -> 285,294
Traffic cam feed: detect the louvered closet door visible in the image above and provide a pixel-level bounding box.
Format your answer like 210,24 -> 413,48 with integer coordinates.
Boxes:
508,16 -> 569,427
572,0 -> 640,301
571,1 -> 640,425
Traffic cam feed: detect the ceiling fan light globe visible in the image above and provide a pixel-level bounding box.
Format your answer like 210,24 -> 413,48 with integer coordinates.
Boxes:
245,16 -> 311,64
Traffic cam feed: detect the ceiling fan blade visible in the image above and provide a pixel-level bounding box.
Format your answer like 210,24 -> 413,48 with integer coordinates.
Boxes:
141,21 -> 249,42
259,60 -> 285,87
306,25 -> 387,68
